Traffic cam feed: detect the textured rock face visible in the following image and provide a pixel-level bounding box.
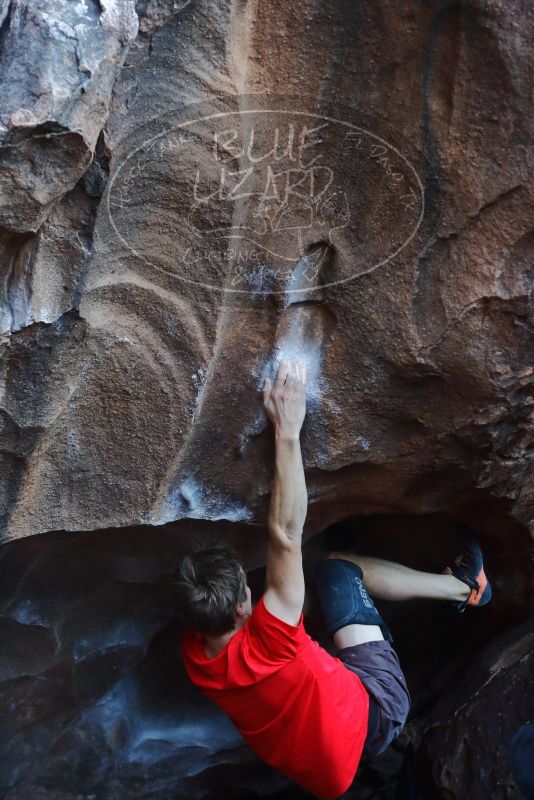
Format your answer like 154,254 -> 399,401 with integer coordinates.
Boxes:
6,525 -> 309,799
424,617 -> 534,800
0,0 -> 137,234
0,0 -> 532,541
0,525 -> 289,800
0,514 -> 529,800
0,1 -> 533,799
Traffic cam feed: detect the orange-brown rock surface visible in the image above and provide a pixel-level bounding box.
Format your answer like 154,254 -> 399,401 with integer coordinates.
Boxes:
0,1 -> 532,799
1,0 -> 532,542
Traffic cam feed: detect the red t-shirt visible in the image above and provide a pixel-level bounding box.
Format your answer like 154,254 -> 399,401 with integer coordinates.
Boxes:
181,595 -> 369,799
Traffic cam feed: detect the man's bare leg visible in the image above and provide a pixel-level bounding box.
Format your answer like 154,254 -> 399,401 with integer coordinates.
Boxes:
327,552 -> 470,603
333,623 -> 384,650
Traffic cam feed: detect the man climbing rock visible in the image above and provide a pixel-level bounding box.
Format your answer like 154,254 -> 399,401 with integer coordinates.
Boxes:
175,359 -> 492,799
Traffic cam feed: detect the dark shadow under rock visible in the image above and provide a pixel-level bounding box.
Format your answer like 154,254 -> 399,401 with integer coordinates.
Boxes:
422,616 -> 534,800
0,505 -> 530,799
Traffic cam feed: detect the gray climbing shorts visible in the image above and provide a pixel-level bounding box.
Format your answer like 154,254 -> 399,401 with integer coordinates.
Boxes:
338,640 -> 411,756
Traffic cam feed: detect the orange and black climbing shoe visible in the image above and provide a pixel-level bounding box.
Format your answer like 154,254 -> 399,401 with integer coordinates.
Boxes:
449,527 -> 492,613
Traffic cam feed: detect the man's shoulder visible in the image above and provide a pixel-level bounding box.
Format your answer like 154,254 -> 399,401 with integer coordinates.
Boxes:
249,594 -> 303,627
244,594 -> 307,658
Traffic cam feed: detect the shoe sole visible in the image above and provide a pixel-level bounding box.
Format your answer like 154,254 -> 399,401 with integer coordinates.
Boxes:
468,566 -> 492,606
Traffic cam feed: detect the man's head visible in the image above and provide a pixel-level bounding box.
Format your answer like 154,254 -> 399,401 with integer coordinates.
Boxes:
173,545 -> 252,637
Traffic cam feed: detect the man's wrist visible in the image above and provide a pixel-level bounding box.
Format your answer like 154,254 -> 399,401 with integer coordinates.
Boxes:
275,427 -> 300,442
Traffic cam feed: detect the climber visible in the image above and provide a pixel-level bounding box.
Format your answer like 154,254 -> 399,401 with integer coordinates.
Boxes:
175,358 -> 492,799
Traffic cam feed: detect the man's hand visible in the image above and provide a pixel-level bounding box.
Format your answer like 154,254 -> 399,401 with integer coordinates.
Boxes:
263,359 -> 307,439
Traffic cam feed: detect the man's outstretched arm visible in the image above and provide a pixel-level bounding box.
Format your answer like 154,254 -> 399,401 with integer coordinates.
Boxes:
262,359 -> 308,625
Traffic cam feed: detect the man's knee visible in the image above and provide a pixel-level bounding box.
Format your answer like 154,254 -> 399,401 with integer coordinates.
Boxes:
315,555 -> 363,586
314,557 -> 393,642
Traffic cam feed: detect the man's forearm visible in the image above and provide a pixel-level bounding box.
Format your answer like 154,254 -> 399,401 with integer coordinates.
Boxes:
268,431 -> 308,541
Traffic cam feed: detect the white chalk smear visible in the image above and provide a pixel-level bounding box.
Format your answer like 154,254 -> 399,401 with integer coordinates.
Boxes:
354,434 -> 372,452
245,264 -> 285,299
257,348 -> 325,413
256,311 -> 326,413
190,367 -> 207,422
156,476 -> 253,525
237,412 -> 267,454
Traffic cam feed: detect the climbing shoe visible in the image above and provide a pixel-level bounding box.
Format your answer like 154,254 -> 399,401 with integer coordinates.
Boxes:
314,557 -> 393,641
448,527 -> 492,612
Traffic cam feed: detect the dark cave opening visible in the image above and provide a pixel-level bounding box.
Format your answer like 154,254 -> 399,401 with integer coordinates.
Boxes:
0,500 -> 530,800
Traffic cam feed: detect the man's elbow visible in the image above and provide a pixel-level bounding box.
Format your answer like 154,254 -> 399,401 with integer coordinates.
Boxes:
268,523 -> 303,549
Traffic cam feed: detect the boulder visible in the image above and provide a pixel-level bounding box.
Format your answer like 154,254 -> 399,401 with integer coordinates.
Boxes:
0,525 -> 292,799
0,2 -> 532,797
423,617 -> 534,800
0,515 -> 530,800
0,0 -> 532,541
0,0 -> 137,233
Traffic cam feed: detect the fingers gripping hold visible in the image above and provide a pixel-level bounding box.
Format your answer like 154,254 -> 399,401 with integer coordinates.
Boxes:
262,358 -> 308,436
274,359 -> 291,393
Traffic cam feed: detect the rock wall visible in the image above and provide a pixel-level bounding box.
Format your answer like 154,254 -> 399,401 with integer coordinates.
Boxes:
424,617 -> 534,800
0,514 -> 530,800
0,523 -> 288,800
0,1 -> 533,799
1,0 -> 532,541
